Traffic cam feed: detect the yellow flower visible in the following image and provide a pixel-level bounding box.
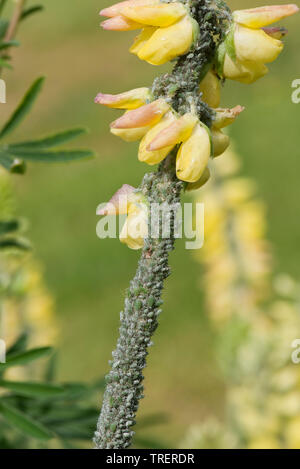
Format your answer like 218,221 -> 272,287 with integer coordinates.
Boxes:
110,98 -> 170,129
219,4 -> 299,83
211,106 -> 244,157
186,167 -> 211,192
95,88 -> 152,109
138,112 -> 177,165
101,1 -> 198,65
199,70 -> 221,108
120,192 -> 148,250
212,129 -> 230,157
176,123 -> 211,183
233,4 -> 299,29
97,185 -> 148,250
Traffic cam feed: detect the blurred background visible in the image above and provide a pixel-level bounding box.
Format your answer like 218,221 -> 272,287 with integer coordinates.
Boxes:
1,0 -> 299,447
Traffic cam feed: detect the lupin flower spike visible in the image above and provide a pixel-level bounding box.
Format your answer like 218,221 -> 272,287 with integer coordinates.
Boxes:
95,0 -> 298,451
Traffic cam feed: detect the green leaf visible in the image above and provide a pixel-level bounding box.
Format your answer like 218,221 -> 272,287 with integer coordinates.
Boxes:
0,347 -> 53,370
0,380 -> 65,398
0,219 -> 19,235
0,152 -> 26,173
0,19 -> 8,39
6,334 -> 28,357
0,77 -> 45,140
0,237 -> 30,250
6,148 -> 94,163
0,40 -> 20,51
0,58 -> 12,69
21,5 -> 44,21
0,401 -> 53,440
9,127 -> 88,150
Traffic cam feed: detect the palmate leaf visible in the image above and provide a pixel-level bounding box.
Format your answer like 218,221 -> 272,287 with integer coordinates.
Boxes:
0,346 -> 53,370
0,380 -> 65,398
0,77 -> 45,140
0,402 -> 53,440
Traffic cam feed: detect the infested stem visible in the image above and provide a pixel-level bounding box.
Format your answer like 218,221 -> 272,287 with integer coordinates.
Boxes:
94,155 -> 182,449
94,0 -> 230,449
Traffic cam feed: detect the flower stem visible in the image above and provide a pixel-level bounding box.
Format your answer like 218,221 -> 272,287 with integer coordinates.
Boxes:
94,0 -> 230,449
94,155 -> 182,449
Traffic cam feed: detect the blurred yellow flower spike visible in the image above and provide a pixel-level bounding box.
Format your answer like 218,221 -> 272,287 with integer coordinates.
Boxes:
199,70 -> 221,108
233,4 -> 299,29
119,192 -> 148,250
121,3 -> 187,27
137,15 -> 197,65
176,124 -> 211,183
95,88 -> 152,110
110,98 -> 170,129
219,3 -> 299,83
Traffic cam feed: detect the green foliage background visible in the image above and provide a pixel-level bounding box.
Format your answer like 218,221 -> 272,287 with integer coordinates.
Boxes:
2,0 -> 299,445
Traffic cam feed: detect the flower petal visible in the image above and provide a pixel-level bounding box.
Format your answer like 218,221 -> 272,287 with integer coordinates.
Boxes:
214,105 -> 245,129
138,112 -> 177,164
233,4 -> 299,29
176,124 -> 211,183
130,27 -> 158,55
186,167 -> 211,192
147,113 -> 198,150
223,54 -> 269,84
100,0 -> 159,17
199,70 -> 221,108
110,99 -> 169,129
101,15 -> 143,31
137,15 -> 194,65
111,126 -> 150,142
95,88 -> 152,110
121,3 -> 186,27
97,184 -> 136,215
234,25 -> 283,64
212,129 -> 230,157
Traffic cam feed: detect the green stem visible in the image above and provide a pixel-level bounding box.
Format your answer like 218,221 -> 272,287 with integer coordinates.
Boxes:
94,0 -> 230,449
